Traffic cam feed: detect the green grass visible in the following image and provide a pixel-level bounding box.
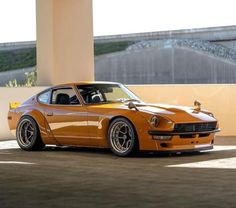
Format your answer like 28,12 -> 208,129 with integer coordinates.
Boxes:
0,41 -> 135,72
94,41 -> 134,56
0,48 -> 36,72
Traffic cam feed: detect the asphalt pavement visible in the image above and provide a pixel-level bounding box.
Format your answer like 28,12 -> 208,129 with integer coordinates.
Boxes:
1,137 -> 236,208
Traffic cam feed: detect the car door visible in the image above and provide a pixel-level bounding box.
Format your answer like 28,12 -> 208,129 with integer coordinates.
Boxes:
77,85 -> 107,144
42,86 -> 90,146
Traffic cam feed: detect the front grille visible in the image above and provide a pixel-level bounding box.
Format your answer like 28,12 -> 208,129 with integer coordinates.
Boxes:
174,122 -> 217,133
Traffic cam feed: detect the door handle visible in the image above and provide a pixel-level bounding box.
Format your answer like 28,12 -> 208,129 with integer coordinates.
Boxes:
46,112 -> 53,116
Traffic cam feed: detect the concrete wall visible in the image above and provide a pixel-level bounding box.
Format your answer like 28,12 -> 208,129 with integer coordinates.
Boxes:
96,46 -> 236,84
0,85 -> 236,140
0,87 -> 47,140
216,40 -> 236,51
0,67 -> 35,86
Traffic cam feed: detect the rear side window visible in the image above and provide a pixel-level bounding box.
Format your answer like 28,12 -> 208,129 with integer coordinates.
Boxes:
38,91 -> 51,104
51,88 -> 80,105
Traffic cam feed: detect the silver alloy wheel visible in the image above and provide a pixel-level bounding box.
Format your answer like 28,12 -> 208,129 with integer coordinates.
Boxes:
109,121 -> 134,154
17,119 -> 35,147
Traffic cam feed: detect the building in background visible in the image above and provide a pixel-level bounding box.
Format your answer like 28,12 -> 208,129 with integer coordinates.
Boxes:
1,26 -> 236,85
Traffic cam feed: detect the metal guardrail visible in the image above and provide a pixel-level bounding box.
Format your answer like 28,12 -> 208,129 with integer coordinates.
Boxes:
94,25 -> 236,43
0,41 -> 36,51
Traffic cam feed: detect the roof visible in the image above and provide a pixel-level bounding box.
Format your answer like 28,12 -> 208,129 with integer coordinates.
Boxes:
54,81 -> 121,87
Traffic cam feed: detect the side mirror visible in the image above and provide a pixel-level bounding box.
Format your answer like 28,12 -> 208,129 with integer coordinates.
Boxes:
194,100 -> 201,111
128,102 -> 139,111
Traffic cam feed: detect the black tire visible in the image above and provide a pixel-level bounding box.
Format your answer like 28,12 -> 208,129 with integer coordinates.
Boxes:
16,116 -> 45,151
108,117 -> 139,157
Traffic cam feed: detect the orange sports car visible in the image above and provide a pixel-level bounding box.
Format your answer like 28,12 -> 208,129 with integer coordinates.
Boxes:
8,82 -> 220,156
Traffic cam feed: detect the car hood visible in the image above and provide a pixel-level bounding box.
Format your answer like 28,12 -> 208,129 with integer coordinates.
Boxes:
125,103 -> 216,123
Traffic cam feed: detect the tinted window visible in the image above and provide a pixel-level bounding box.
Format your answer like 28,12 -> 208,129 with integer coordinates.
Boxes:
77,84 -> 141,104
51,88 -> 80,105
38,91 -> 51,104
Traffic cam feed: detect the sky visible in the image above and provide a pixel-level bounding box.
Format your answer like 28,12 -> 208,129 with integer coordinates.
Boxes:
0,0 -> 236,43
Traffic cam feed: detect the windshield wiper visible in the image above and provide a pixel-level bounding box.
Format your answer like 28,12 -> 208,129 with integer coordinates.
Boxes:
119,98 -> 141,103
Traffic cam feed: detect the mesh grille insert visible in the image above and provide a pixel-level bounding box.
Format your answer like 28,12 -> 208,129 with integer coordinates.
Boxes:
174,122 -> 217,133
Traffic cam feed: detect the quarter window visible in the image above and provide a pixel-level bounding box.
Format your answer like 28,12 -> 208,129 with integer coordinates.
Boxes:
38,91 -> 51,104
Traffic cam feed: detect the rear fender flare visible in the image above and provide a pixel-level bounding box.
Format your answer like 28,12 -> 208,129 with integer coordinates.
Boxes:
22,110 -> 55,144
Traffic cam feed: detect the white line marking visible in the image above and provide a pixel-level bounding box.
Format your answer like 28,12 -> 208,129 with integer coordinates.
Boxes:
0,161 -> 35,165
167,157 -> 236,169
0,140 -> 19,150
208,146 -> 236,152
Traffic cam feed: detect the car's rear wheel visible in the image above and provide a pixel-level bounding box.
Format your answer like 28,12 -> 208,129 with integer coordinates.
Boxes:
108,118 -> 138,157
16,116 -> 45,151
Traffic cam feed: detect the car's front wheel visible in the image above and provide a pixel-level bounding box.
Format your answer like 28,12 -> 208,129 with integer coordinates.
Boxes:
108,118 -> 138,157
16,116 -> 45,151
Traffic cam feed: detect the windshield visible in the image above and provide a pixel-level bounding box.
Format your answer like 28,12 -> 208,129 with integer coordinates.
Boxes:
77,83 -> 141,104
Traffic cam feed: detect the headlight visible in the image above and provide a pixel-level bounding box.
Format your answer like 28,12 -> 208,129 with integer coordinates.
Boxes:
150,116 -> 160,127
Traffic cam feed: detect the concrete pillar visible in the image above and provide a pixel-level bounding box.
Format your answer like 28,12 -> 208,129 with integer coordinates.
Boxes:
36,0 -> 94,85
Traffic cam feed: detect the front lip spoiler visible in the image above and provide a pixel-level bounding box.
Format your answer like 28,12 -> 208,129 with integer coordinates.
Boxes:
155,145 -> 213,153
148,129 -> 221,136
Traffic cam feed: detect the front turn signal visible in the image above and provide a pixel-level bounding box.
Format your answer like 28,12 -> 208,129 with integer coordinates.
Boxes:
9,102 -> 21,110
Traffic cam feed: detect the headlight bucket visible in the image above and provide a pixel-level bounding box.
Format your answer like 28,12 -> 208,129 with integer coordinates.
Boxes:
150,116 -> 160,127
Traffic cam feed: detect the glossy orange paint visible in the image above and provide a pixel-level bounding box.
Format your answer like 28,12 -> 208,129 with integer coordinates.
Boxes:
8,82 -> 220,152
